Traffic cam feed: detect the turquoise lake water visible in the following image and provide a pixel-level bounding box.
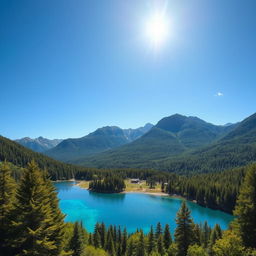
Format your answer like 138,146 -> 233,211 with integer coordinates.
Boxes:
55,181 -> 234,234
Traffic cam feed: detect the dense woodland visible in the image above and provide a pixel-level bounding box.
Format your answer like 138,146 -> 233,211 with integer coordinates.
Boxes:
0,161 -> 256,256
89,176 -> 126,193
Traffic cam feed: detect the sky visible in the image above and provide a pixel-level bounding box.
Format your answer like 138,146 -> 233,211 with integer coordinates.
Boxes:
0,0 -> 256,139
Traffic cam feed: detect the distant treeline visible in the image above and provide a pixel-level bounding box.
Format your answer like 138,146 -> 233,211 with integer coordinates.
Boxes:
164,167 -> 245,213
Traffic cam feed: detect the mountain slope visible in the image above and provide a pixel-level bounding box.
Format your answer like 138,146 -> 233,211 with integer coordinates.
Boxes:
15,137 -> 63,152
0,135 -> 98,180
73,114 -> 237,169
46,123 -> 153,162
158,113 -> 256,174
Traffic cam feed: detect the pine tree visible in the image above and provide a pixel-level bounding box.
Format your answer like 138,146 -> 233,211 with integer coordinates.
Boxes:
93,230 -> 101,248
234,164 -> 256,248
11,161 -> 65,256
43,171 -> 66,255
121,227 -> 128,255
93,223 -> 102,248
157,235 -> 165,255
69,222 -> 84,256
106,229 -> 116,256
200,221 -> 211,248
209,224 -> 222,246
156,222 -> 162,238
136,231 -> 146,256
148,225 -> 156,254
164,224 -> 172,250
0,161 -> 17,255
100,223 -> 107,249
174,201 -> 194,256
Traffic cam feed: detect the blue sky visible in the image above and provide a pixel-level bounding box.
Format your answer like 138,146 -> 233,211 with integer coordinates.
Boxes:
1,0 -> 256,139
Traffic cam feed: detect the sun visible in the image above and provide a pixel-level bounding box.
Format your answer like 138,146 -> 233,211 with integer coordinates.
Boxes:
145,13 -> 169,48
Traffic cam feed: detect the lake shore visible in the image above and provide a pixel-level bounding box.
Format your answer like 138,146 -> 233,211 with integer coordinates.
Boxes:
75,180 -> 189,200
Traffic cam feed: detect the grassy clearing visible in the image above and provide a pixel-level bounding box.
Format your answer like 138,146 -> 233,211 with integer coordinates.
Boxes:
77,179 -> 164,194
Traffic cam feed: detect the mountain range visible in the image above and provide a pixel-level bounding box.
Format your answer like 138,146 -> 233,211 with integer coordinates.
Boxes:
72,114 -> 239,170
15,137 -> 63,153
44,123 -> 153,161
11,112 -> 256,174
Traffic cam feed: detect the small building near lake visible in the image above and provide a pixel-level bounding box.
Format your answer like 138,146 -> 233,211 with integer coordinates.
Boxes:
131,179 -> 140,184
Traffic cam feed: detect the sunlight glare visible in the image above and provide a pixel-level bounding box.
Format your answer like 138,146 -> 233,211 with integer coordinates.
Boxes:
145,13 -> 169,48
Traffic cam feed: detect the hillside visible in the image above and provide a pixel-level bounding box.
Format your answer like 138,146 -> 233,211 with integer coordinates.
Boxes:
0,135 -> 97,180
15,136 -> 63,152
160,113 -> 256,174
73,114 -> 237,169
46,123 -> 153,162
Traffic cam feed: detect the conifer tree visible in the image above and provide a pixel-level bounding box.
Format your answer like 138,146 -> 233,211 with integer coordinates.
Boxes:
121,227 -> 128,255
43,171 -> 66,255
0,161 -> 17,255
100,223 -> 107,249
200,221 -> 211,248
164,224 -> 172,250
157,235 -> 166,255
11,161 -> 66,256
93,230 -> 101,248
127,240 -> 134,256
69,222 -> 84,256
106,229 -> 116,256
234,164 -> 256,248
148,225 -> 156,254
174,201 -> 194,256
156,222 -> 162,238
192,224 -> 201,245
136,231 -> 146,256
209,224 -> 222,247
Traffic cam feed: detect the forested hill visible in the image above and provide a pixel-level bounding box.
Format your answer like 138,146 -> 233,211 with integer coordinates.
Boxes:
0,135 -> 97,180
74,113 -> 256,174
0,135 -> 167,181
45,123 -> 153,162
161,112 -> 256,174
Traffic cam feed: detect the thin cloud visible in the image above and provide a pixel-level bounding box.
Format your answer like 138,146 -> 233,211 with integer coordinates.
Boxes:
215,92 -> 224,97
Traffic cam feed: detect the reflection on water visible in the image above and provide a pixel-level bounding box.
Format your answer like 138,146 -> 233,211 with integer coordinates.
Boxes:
88,191 -> 126,203
53,181 -> 76,192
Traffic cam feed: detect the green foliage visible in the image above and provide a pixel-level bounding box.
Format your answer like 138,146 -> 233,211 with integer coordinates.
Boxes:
69,222 -> 85,256
234,164 -> 256,248
163,224 -> 172,250
136,231 -> 146,256
166,167 -> 245,213
10,161 -> 66,256
89,176 -> 126,193
82,245 -> 109,256
174,202 -> 194,256
0,161 -> 17,255
212,230 -> 244,256
187,244 -> 207,256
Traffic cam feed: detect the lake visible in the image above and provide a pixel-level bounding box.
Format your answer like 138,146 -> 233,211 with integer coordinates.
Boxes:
55,181 -> 234,234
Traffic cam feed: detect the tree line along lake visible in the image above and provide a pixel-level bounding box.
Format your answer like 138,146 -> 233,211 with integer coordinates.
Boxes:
54,181 -> 234,234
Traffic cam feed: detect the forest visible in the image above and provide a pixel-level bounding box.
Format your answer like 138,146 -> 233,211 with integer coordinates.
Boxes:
89,176 -> 126,193
0,161 -> 256,255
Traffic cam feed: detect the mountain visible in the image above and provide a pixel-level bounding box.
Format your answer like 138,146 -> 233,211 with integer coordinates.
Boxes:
45,123 -> 153,162
158,112 -> 256,174
15,136 -> 63,152
123,123 -> 154,141
0,135 -> 99,180
72,114 -> 237,169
